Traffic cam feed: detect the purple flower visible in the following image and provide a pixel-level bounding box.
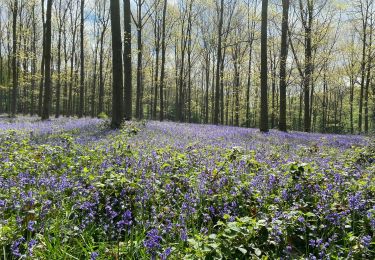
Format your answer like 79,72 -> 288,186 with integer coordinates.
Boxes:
27,221 -> 35,232
160,247 -> 172,260
28,239 -> 37,256
117,210 -> 133,230
90,252 -> 99,260
297,216 -> 305,223
180,228 -> 188,241
143,229 -> 162,255
361,235 -> 372,248
348,192 -> 365,211
11,237 -> 25,257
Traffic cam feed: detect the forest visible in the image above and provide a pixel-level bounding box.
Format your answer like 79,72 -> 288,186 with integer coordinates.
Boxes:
0,0 -> 375,259
0,0 -> 373,133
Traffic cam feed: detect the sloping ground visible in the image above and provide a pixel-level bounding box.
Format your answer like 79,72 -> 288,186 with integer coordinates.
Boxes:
0,117 -> 374,259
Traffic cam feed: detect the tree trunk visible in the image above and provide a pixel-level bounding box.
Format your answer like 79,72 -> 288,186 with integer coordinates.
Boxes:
303,3 -> 313,132
110,0 -> 124,128
123,0 -> 132,120
55,0 -> 63,118
279,0 -> 289,132
159,0 -> 167,121
38,0 -> 46,116
135,1 -> 143,120
98,30 -> 105,115
30,3 -> 37,116
79,0 -> 84,118
364,18 -> 373,133
214,0 -> 224,125
11,0 -> 18,117
260,0 -> 269,132
358,3 -> 369,133
41,0 -> 53,120
153,24 -> 160,120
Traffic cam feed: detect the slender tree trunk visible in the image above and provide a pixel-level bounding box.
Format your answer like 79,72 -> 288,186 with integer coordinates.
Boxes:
322,68 -> 328,132
214,0 -> 224,125
63,20 -> 68,116
55,0 -> 63,118
178,26 -> 186,122
135,1 -> 143,120
38,0 -> 46,116
260,0 -> 269,132
279,0 -> 289,131
204,50 -> 210,123
271,55 -> 276,129
159,0 -> 167,121
78,0 -> 84,118
358,4 -> 369,133
41,0 -> 53,120
234,60 -> 240,127
69,41 -> 76,117
364,18 -> 373,133
110,0 -> 124,128
187,12 -> 192,123
11,0 -> 18,117
303,4 -> 313,132
220,50 -> 225,124
153,27 -> 160,120
98,31 -> 105,115
91,41 -> 98,118
123,0 -> 132,120
30,3 -> 37,116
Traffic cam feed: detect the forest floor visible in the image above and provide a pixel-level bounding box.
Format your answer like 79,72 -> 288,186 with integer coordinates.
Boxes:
0,116 -> 374,259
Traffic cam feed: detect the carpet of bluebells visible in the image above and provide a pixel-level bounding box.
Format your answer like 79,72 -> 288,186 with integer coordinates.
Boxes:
0,116 -> 374,259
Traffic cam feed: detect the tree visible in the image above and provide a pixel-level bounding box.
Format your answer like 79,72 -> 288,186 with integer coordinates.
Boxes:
279,0 -> 289,132
123,0 -> 132,120
110,0 -> 124,128
133,0 -> 156,119
300,0 -> 313,133
214,0 -> 224,125
159,0 -> 167,121
11,0 -> 18,117
97,0 -> 109,116
259,0 -> 268,132
55,0 -> 69,118
79,0 -> 84,118
42,0 -> 53,120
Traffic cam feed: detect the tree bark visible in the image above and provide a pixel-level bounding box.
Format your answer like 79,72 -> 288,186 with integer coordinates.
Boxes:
110,0 -> 124,128
214,0 -> 224,125
11,0 -> 18,117
159,0 -> 167,121
41,0 -> 53,120
260,0 -> 269,132
279,0 -> 289,132
123,0 -> 132,120
79,0 -> 84,118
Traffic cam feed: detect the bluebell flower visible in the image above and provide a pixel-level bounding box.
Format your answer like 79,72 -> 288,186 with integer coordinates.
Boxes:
143,229 -> 162,255
28,239 -> 37,256
361,235 -> 372,248
160,247 -> 172,260
27,220 -> 35,232
11,237 -> 25,257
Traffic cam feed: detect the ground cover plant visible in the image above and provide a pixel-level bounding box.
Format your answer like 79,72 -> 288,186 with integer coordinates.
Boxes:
0,117 -> 374,259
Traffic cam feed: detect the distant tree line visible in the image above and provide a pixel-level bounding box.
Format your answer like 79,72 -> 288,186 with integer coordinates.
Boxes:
0,0 -> 373,133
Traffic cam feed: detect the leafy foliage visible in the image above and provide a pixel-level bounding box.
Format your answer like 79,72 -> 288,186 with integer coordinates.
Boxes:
0,117 -> 374,259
